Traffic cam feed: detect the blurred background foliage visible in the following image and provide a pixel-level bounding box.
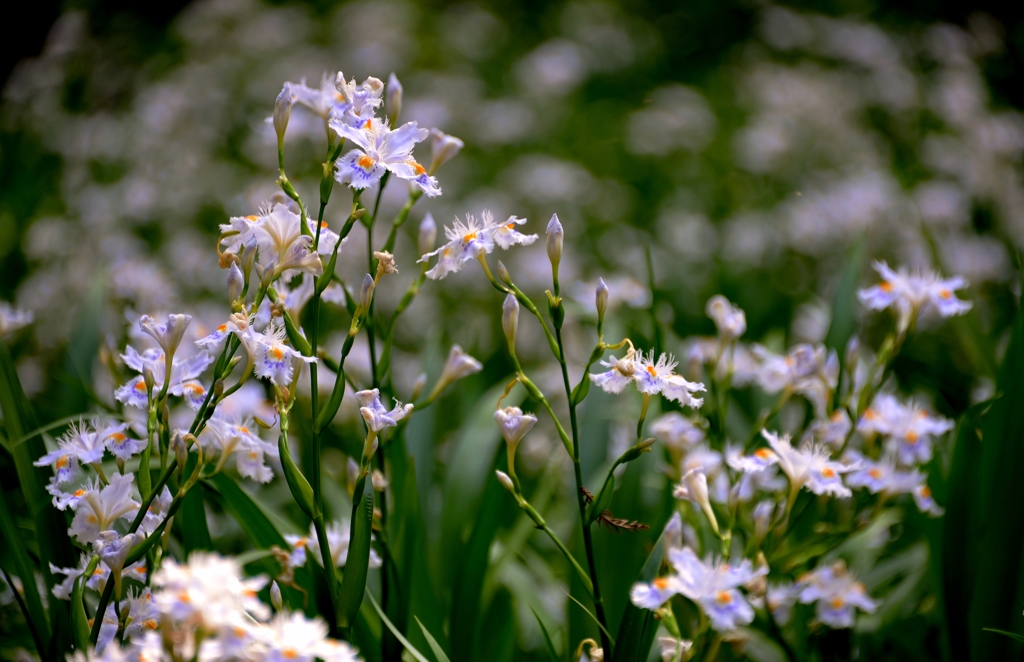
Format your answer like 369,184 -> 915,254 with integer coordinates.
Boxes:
3,0 -> 1024,660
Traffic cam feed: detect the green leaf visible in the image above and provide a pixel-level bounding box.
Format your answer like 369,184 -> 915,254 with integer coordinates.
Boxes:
824,235 -> 865,358
531,607 -> 562,662
180,486 -> 213,556
964,280 -> 1024,661
610,515 -> 671,662
0,487 -> 49,656
0,340 -> 74,657
71,557 -> 99,651
415,615 -> 452,662
203,474 -> 288,548
983,628 -> 1024,645
338,476 -> 374,628
566,590 -> 615,645
367,591 -> 431,662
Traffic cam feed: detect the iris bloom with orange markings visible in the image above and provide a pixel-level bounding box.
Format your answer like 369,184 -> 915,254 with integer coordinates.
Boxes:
796,561 -> 878,629
857,392 -> 954,465
858,260 -> 971,331
330,116 -> 440,196
761,429 -> 857,498
419,210 -> 535,280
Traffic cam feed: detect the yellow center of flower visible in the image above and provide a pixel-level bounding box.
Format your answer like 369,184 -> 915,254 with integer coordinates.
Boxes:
463,232 -> 477,243
653,577 -> 670,590
715,591 -> 733,605
408,160 -> 426,175
880,281 -> 893,292
357,154 -> 375,169
283,649 -> 299,660
363,119 -> 373,129
646,365 -> 658,376
234,626 -> 247,637
863,409 -> 877,420
755,448 -> 773,459
939,288 -> 952,299
143,619 -> 158,630
820,467 -> 836,479
135,381 -> 148,391
919,486 -> 932,498
868,468 -> 883,479
74,489 -> 86,497
270,346 -> 285,361
107,432 -> 127,443
178,591 -> 191,603
56,455 -> 69,469
238,426 -> 250,435
904,431 -> 919,445
830,597 -> 845,609
245,215 -> 258,222
506,222 -> 516,229
217,323 -> 227,332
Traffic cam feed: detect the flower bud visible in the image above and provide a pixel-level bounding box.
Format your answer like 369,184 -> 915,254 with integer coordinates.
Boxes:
347,457 -> 360,497
431,345 -> 483,399
386,72 -> 403,127
502,293 -> 519,354
359,274 -> 375,313
706,295 -> 746,340
546,214 -> 563,278
845,335 -> 860,372
673,468 -> 719,535
495,470 -> 516,495
227,263 -> 244,303
428,128 -> 464,174
418,214 -> 437,256
273,83 -> 293,148
596,277 -> 609,323
170,431 -> 188,473
410,373 -> 427,401
371,468 -> 389,492
497,260 -> 511,285
753,500 -> 774,542
270,581 -> 283,611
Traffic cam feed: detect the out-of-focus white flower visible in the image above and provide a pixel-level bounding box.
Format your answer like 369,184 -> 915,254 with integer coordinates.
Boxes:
49,555 -> 88,600
632,547 -> 766,632
68,473 -> 140,544
766,582 -> 799,625
0,302 -> 33,336
418,213 -> 437,256
807,409 -> 853,449
858,393 -> 953,465
706,295 -> 746,340
151,552 -> 269,629
754,343 -> 838,417
121,587 -> 159,640
651,412 -> 705,450
284,520 -> 382,570
658,636 -> 693,662
419,210 -> 533,280
797,562 -> 878,628
255,611 -> 362,662
115,346 -> 213,410
94,530 -> 138,597
355,388 -> 413,432
331,117 -> 439,196
912,481 -> 944,516
762,430 -> 855,498
858,261 -> 971,331
200,416 -> 278,483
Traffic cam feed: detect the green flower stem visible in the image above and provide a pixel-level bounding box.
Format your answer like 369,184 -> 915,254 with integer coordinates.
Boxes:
514,496 -> 594,596
510,356 -> 573,457
552,315 -> 612,656
380,189 -> 422,255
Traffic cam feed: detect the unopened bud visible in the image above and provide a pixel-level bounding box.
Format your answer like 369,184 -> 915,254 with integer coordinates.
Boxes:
386,72 -> 403,127
346,457 -> 359,496
359,274 -> 375,313
227,263 -> 244,303
546,214 -> 563,278
845,335 -> 860,372
143,367 -> 155,393
240,240 -> 257,279
214,379 -> 225,398
170,431 -> 187,471
495,470 -> 516,495
428,129 -> 464,174
418,214 -> 437,256
320,161 -> 336,204
411,373 -> 428,401
596,277 -> 609,324
273,84 -> 293,147
502,294 -> 519,354
160,404 -> 170,425
270,581 -> 283,611
497,260 -> 511,285
371,468 -> 389,492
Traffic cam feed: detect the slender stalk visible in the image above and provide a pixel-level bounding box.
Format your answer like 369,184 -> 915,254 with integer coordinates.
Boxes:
554,323 -> 611,655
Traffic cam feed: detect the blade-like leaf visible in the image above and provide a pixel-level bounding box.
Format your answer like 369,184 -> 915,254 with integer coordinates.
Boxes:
367,591 -> 431,662
338,475 -> 374,628
180,484 -> 213,556
611,515 -> 671,662
415,615 -> 452,662
983,628 -> 1024,645
203,474 -> 288,548
0,490 -> 49,657
531,607 -> 562,662
0,340 -> 74,657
